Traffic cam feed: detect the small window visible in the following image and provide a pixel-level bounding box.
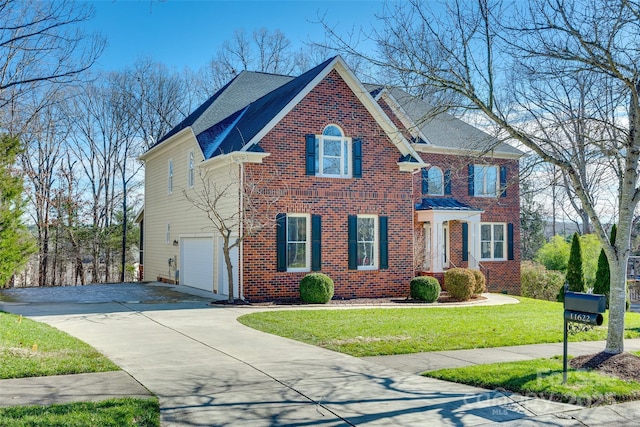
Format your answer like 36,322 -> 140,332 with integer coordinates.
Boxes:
480,223 -> 506,260
168,159 -> 174,194
166,224 -> 171,244
315,125 -> 351,178
474,165 -> 498,197
187,151 -> 195,188
357,215 -> 378,270
286,214 -> 310,272
427,167 -> 443,195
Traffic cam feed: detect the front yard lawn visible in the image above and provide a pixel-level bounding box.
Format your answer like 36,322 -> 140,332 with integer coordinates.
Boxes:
0,398 -> 160,427
425,353 -> 640,407
238,296 -> 640,357
1,311 -> 159,425
0,311 -> 119,379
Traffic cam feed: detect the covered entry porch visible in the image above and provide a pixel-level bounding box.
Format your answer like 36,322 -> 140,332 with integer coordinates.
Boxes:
415,198 -> 484,276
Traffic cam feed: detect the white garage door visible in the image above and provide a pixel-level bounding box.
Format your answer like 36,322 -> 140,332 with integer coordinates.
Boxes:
180,237 -> 214,292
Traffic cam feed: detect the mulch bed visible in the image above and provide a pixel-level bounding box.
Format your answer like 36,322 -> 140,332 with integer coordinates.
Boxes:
211,292 -> 486,306
570,352 -> 640,383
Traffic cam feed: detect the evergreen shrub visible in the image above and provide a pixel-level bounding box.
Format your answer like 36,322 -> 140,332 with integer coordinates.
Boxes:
471,270 -> 487,294
299,273 -> 334,304
444,268 -> 476,301
410,276 -> 441,302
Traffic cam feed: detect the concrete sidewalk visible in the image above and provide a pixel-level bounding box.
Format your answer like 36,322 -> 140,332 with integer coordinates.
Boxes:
0,371 -> 153,408
2,290 -> 640,426
363,339 -> 640,374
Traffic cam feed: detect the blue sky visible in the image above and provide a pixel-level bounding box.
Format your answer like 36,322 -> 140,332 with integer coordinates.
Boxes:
85,0 -> 385,71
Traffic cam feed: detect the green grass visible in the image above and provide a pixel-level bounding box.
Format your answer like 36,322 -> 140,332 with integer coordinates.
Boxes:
238,296 -> 640,357
0,311 -> 119,379
424,355 -> 640,407
0,398 -> 160,427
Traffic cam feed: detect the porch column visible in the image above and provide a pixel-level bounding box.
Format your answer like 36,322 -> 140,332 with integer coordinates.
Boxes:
432,221 -> 444,272
469,221 -> 481,269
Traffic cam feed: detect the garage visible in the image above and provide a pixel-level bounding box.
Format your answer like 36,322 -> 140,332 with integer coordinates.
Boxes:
180,237 -> 214,292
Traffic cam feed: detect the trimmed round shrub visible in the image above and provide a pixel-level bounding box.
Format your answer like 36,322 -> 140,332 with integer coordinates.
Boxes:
410,276 -> 441,302
444,268 -> 476,301
299,273 -> 334,304
471,269 -> 487,294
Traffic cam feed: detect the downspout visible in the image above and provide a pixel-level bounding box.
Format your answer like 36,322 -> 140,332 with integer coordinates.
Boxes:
239,162 -> 244,300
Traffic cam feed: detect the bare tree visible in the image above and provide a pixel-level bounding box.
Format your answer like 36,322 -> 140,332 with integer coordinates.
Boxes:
324,0 -> 638,354
19,94 -> 69,286
0,0 -> 104,117
114,58 -> 190,149
183,166 -> 283,302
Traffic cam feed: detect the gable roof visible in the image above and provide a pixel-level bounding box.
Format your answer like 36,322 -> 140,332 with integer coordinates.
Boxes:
142,57 -> 424,164
368,86 -> 522,158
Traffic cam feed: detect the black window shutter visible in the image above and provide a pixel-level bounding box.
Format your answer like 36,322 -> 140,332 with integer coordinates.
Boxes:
421,168 -> 428,194
379,216 -> 389,269
311,215 -> 322,271
276,213 -> 287,271
352,138 -> 362,178
462,222 -> 468,261
305,134 -> 316,175
468,164 -> 475,196
507,223 -> 514,260
348,215 -> 357,270
444,170 -> 452,195
500,166 -> 507,198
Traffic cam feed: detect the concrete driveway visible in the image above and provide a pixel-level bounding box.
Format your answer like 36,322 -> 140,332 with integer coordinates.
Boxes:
0,283 -> 608,426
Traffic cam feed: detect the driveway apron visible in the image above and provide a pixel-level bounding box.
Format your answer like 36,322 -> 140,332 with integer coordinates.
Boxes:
1,296 -> 587,427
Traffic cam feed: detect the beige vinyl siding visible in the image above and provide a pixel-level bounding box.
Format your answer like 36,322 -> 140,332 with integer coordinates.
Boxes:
142,133 -> 241,292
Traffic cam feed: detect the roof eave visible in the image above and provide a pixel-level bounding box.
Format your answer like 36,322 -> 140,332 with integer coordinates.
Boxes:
139,127 -> 197,161
199,151 -> 271,171
413,143 -> 523,160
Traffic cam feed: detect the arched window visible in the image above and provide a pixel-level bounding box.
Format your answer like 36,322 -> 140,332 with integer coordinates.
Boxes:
315,125 -> 351,177
427,167 -> 443,195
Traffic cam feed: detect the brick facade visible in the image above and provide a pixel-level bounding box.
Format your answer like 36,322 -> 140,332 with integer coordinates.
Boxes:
242,71 -> 415,301
411,153 -> 521,294
240,70 -> 521,301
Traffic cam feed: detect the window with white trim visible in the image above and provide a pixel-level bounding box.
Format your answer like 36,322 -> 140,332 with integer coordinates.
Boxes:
187,151 -> 195,188
315,125 -> 351,177
357,215 -> 378,270
286,214 -> 310,272
166,224 -> 171,244
168,159 -> 174,194
474,165 -> 498,197
427,167 -> 443,195
480,223 -> 506,260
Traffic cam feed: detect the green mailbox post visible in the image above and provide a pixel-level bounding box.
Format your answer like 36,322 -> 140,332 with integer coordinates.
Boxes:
563,290 -> 607,383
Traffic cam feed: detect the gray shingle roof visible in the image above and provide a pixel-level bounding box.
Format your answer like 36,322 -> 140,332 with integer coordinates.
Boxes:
198,57 -> 335,157
367,85 -> 522,157
157,71 -> 294,146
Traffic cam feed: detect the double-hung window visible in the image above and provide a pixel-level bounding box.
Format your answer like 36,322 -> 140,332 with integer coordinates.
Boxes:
473,165 -> 498,197
348,214 -> 388,271
356,215 -> 378,269
286,214 -> 310,271
277,213 -> 322,272
480,223 -> 506,260
316,125 -> 351,177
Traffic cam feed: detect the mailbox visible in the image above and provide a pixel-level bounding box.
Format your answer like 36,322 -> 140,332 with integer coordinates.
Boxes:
564,291 -> 606,314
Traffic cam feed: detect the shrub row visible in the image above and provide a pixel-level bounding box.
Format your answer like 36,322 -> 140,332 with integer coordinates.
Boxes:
297,268 -> 485,304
